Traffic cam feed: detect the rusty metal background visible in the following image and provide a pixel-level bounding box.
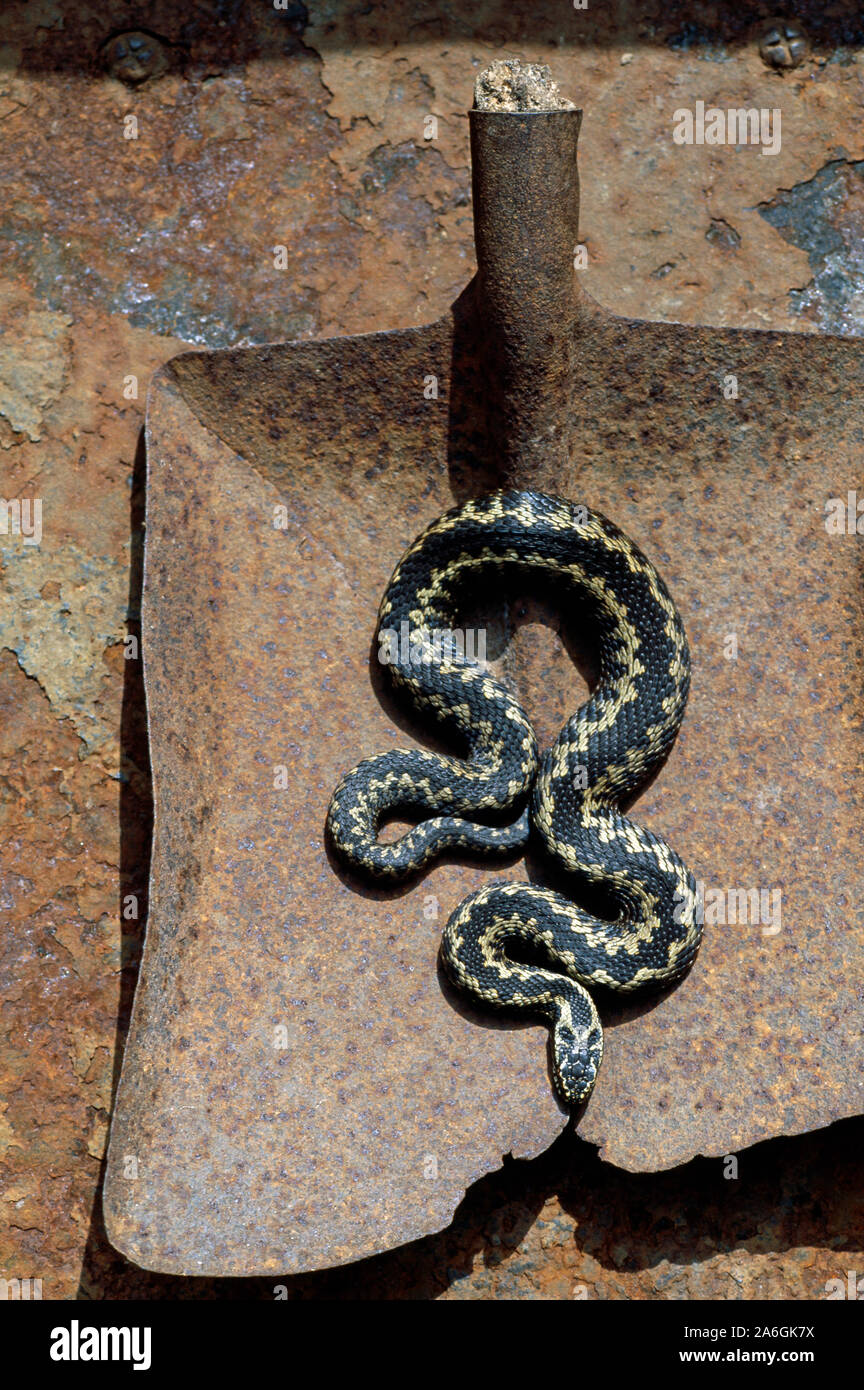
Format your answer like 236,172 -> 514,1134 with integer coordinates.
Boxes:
100,102 -> 864,1276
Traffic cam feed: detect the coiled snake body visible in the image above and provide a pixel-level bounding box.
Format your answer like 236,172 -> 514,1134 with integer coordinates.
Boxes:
327,490 -> 701,1106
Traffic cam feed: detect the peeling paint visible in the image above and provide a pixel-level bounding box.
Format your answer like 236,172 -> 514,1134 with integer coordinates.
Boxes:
0,293 -> 71,443
757,159 -> 864,335
0,538 -> 127,754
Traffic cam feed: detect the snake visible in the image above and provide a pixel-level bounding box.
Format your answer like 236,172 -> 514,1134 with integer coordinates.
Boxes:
326,489 -> 702,1107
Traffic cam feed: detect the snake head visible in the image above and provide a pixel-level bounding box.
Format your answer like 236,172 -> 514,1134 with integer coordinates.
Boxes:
551,997 -> 604,1107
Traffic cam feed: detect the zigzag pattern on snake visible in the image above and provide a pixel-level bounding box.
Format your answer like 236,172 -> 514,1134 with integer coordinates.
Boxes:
326,489 -> 702,1106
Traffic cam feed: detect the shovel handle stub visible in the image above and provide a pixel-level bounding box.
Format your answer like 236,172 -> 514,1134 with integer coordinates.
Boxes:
470,103 -> 583,484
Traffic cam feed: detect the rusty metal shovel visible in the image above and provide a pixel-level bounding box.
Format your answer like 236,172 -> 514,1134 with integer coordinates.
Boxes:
104,84 -> 864,1277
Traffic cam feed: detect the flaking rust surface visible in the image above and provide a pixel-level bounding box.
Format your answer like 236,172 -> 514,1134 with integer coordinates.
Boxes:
3,0 -> 864,1295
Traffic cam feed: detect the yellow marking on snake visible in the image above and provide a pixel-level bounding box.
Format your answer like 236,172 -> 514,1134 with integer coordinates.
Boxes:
326,489 -> 702,1107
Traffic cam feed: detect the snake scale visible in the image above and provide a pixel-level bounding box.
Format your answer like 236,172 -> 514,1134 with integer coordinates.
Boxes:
326,489 -> 701,1106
